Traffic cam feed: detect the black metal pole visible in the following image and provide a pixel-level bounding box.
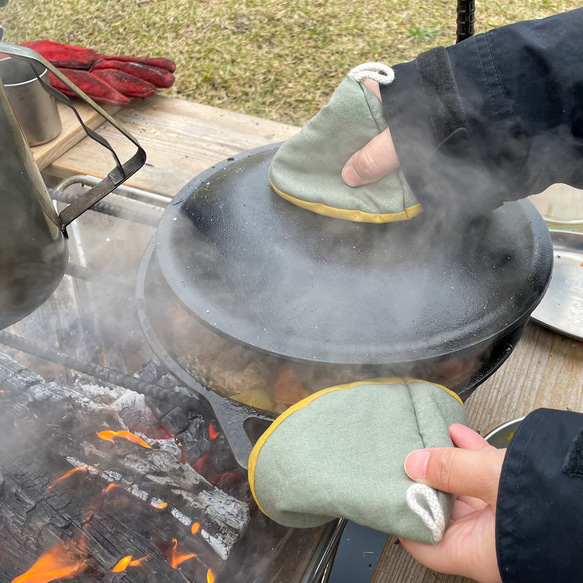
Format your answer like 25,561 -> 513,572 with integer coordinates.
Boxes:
0,330 -> 199,409
456,0 -> 475,43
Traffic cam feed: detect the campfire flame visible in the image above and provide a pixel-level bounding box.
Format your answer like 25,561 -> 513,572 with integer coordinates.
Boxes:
190,522 -> 200,535
11,541 -> 85,583
207,568 -> 216,583
96,430 -> 151,449
209,423 -> 219,440
111,556 -> 132,573
48,465 -> 97,489
111,555 -> 149,572
169,538 -> 197,568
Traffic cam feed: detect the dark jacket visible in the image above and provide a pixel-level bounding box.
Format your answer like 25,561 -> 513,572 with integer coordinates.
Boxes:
497,409 -> 583,582
380,9 -> 583,581
381,8 -> 583,218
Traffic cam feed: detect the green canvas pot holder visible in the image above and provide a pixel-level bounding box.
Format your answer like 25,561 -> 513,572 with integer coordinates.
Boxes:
249,378 -> 466,544
269,64 -> 422,223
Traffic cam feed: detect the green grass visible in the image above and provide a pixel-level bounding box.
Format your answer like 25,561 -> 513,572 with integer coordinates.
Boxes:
1,0 -> 580,125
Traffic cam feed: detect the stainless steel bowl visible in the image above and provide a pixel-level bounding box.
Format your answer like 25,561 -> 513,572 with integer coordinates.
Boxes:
485,417 -> 525,448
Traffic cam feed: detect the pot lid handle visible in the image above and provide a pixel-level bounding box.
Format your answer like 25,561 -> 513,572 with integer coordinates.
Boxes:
0,41 -> 146,232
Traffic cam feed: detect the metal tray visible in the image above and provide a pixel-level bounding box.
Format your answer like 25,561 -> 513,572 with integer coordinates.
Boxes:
531,230 -> 583,341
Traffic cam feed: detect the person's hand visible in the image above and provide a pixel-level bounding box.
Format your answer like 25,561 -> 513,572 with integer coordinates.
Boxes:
341,79 -> 400,187
401,424 -> 505,583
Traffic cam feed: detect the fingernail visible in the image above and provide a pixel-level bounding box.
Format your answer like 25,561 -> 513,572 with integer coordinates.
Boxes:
342,164 -> 362,187
404,450 -> 430,480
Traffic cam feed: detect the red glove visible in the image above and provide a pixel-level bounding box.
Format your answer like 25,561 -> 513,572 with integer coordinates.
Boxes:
23,40 -> 175,106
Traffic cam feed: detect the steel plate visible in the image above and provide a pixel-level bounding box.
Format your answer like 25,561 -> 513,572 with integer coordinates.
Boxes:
531,231 -> 583,341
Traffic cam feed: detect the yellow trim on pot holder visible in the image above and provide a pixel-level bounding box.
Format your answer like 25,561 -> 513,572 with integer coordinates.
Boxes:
270,180 -> 423,224
248,377 -> 462,515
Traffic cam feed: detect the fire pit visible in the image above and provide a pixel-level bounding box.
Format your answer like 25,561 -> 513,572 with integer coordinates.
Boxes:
0,176 -> 342,583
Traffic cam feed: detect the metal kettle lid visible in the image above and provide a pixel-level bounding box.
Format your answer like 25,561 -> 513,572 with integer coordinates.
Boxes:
155,143 -> 553,366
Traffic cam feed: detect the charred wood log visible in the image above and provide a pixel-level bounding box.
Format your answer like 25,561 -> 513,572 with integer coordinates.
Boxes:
0,352 -> 249,582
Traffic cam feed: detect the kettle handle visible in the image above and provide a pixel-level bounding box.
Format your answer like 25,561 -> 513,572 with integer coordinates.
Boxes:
0,42 -> 146,231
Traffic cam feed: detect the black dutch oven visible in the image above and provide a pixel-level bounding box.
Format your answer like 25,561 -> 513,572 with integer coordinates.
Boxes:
136,143 -> 553,468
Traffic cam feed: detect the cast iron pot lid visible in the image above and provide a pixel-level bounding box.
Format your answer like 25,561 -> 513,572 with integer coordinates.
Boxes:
155,143 -> 553,366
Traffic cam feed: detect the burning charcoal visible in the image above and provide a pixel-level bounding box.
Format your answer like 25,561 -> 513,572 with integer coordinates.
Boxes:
176,414 -> 211,465
189,432 -> 251,503
119,404 -> 170,439
158,406 -> 193,435
146,393 -> 177,418
133,358 -> 162,382
145,386 -> 204,421
0,350 -> 44,390
134,358 -> 176,388
157,371 -> 189,392
0,351 -> 251,583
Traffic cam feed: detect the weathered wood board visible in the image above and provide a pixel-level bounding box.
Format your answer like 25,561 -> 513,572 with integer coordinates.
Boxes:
49,95 -> 299,197
31,101 -> 120,171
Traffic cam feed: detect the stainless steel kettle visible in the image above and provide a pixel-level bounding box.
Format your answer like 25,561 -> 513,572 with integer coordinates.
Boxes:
0,42 -> 146,329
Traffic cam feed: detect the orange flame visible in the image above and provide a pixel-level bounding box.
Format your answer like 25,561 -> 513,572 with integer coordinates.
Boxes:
111,555 -> 148,572
190,522 -> 200,535
96,430 -> 151,449
11,540 -> 85,583
169,538 -> 197,568
104,483 -> 118,493
49,465 -> 97,489
209,423 -> 219,440
207,568 -> 216,583
152,502 -> 168,509
112,556 -> 132,573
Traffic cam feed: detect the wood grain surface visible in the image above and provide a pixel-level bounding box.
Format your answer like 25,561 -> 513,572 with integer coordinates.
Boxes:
31,101 -> 120,171
49,95 -> 299,197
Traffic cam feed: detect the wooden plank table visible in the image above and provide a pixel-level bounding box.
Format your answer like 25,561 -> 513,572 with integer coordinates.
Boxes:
31,101 -> 120,171
44,95 -> 299,197
38,96 -> 583,583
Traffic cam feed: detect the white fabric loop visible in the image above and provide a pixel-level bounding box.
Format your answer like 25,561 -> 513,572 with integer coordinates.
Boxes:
406,483 -> 446,543
348,62 -> 395,85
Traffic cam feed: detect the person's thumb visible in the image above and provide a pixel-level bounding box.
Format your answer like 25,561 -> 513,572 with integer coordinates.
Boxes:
404,447 -> 505,507
342,127 -> 400,187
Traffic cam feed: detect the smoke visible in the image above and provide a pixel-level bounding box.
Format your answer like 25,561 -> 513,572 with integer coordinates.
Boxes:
151,143 -> 550,413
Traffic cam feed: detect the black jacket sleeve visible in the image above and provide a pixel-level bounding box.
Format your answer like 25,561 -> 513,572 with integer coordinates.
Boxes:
496,408 -> 583,582
381,9 -> 583,218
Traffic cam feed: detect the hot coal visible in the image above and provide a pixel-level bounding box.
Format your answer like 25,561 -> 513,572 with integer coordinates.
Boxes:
177,415 -> 211,466
0,351 -> 248,582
